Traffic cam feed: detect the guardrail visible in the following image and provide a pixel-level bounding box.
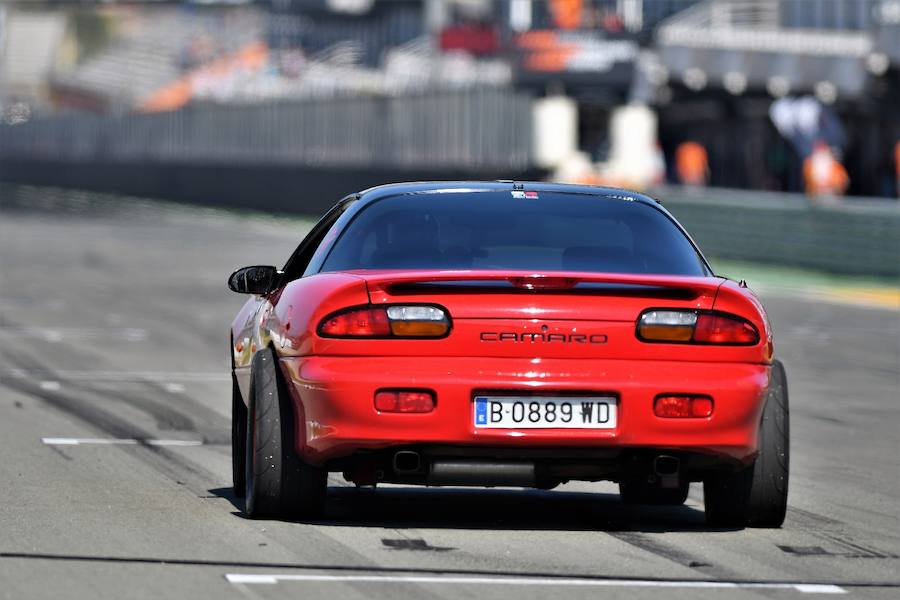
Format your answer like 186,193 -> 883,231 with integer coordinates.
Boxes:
0,89 -> 532,171
653,185 -> 900,278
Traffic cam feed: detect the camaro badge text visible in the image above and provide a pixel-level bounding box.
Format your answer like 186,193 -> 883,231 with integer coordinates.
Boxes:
480,332 -> 608,344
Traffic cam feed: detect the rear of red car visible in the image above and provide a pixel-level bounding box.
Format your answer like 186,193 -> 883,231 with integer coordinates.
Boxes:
232,184 -> 787,527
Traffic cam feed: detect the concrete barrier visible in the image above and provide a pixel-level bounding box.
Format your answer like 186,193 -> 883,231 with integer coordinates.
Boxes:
654,186 -> 900,278
0,161 -> 896,278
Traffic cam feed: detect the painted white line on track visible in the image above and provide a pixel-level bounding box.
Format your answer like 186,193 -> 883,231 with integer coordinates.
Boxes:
2,370 -> 227,383
0,327 -> 148,342
163,383 -> 186,393
39,381 -> 61,391
42,438 -> 203,447
223,574 -> 846,593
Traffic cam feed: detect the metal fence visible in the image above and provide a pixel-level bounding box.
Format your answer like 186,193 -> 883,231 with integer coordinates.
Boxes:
0,89 -> 533,171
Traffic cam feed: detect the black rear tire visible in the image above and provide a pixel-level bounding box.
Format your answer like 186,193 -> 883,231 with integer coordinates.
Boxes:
704,360 -> 789,528
244,348 -> 327,518
232,374 -> 247,497
619,479 -> 689,505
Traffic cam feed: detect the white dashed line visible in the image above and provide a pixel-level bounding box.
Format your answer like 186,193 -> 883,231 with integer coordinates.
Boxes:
39,381 -> 61,391
0,327 -> 148,342
223,574 -> 846,593
163,383 -> 186,394
42,438 -> 203,447
2,370 -> 227,383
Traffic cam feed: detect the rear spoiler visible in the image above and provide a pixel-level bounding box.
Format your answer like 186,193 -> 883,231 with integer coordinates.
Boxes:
353,270 -> 726,300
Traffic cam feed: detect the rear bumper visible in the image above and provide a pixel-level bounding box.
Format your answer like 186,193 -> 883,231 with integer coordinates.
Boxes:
280,356 -> 770,466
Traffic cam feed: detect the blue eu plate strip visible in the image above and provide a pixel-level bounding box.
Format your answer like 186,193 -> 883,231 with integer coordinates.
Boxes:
474,397 -> 487,425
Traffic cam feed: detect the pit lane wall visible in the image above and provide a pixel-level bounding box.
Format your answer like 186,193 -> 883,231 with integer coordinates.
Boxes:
652,186 -> 899,278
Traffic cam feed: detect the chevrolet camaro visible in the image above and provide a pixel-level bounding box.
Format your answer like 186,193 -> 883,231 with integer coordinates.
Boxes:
228,182 -> 789,527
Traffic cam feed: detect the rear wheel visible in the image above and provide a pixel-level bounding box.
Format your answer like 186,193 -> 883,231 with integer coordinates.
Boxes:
619,479 -> 689,505
704,360 -> 789,528
232,375 -> 247,497
244,348 -> 326,518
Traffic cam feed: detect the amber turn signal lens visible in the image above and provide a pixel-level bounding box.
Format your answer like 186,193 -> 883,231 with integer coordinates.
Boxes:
637,324 -> 694,342
389,321 -> 449,337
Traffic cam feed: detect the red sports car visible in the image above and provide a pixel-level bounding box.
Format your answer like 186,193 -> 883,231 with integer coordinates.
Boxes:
228,182 -> 788,527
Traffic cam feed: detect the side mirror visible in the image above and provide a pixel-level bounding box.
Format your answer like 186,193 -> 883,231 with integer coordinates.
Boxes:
228,265 -> 279,295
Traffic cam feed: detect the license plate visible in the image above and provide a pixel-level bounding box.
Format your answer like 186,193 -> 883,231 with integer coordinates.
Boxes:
473,396 -> 617,429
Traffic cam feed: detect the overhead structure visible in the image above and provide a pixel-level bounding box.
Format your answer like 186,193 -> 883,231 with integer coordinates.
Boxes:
655,0 -> 883,101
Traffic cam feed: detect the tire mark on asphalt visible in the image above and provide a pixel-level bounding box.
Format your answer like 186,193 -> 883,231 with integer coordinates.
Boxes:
606,531 -> 720,573
0,343 -> 229,444
0,373 -> 216,488
788,507 -> 900,559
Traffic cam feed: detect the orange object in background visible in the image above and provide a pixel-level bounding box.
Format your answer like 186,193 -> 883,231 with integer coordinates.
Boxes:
140,41 -> 268,113
675,141 -> 709,186
803,141 -> 849,198
550,0 -> 583,29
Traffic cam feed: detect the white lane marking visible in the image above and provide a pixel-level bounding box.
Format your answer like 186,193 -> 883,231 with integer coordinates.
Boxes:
163,383 -> 186,394
2,370 -> 227,383
223,574 -> 846,593
0,327 -> 148,342
795,585 -> 847,594
39,380 -> 61,391
42,438 -> 203,447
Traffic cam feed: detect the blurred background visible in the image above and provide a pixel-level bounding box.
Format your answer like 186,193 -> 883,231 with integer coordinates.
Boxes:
0,0 -> 898,281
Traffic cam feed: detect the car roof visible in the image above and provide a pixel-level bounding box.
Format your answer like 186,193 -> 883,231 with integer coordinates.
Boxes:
352,181 -> 661,207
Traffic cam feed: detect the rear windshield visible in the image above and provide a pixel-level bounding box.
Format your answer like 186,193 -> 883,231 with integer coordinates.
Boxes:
321,191 -> 709,276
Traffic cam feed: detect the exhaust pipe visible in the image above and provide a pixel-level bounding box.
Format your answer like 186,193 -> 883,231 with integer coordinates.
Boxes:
427,460 -> 535,487
653,455 -> 680,489
392,450 -> 423,475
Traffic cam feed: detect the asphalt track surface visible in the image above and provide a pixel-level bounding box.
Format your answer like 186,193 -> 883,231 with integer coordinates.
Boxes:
0,186 -> 898,600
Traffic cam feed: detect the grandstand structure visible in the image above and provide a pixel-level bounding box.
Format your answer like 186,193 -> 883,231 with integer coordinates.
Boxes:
1,0 -> 898,197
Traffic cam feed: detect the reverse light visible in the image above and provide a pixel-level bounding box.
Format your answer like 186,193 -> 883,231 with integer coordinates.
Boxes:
375,390 -> 435,413
637,310 -> 759,345
386,305 -> 449,336
319,305 -> 450,338
654,395 -> 714,418
636,310 -> 696,342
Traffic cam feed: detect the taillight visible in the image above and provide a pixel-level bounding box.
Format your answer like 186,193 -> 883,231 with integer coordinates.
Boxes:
375,390 -> 435,413
694,314 -> 759,344
318,307 -> 390,337
654,395 -> 714,418
637,310 -> 759,345
319,305 -> 450,338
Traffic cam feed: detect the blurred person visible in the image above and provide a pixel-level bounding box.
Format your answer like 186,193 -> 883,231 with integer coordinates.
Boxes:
803,140 -> 849,199
650,142 -> 666,186
549,0 -> 583,29
600,9 -> 624,32
675,141 -> 709,187
895,141 -> 900,198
